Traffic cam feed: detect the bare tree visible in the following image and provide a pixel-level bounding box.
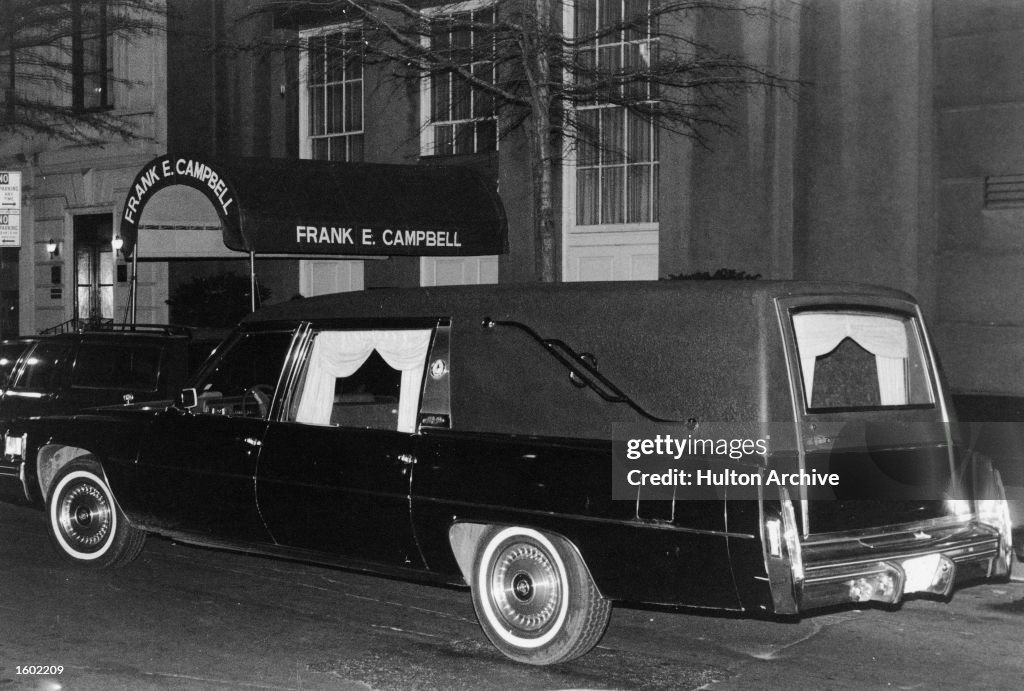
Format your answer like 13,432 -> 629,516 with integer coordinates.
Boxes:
0,0 -> 163,144
252,0 -> 795,281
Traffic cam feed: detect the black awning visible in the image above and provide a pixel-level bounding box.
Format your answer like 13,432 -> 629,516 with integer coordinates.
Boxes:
120,154 -> 508,258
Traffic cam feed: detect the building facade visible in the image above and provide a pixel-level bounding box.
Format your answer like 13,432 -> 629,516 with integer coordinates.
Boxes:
2,0 -> 1024,396
0,0 -> 169,335
933,0 -> 1024,395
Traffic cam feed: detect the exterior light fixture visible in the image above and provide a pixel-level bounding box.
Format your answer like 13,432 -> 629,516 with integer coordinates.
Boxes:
112,235 -> 124,251
46,239 -> 60,258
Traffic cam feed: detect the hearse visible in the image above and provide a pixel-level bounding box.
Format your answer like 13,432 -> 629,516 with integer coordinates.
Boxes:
0,281 -> 1013,665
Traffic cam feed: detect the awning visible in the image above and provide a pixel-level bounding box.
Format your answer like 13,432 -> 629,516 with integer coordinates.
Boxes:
120,154 -> 508,259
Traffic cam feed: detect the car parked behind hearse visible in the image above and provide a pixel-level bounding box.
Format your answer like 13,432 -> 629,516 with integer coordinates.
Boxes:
0,281 -> 1014,665
0,326 -> 199,429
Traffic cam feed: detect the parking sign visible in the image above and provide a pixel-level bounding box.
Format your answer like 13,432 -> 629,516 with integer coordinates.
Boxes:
0,171 -> 22,246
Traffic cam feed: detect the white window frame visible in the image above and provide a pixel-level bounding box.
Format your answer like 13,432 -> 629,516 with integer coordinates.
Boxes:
561,0 -> 660,281
419,255 -> 498,286
416,1 -> 500,285
418,0 -> 499,157
298,22 -> 366,293
573,105 -> 659,226
299,22 -> 365,162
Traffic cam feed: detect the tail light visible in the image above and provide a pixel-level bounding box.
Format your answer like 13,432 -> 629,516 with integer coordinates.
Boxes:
780,490 -> 804,583
764,487 -> 804,613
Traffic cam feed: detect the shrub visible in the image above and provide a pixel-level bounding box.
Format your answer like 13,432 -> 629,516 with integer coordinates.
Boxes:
664,268 -> 762,281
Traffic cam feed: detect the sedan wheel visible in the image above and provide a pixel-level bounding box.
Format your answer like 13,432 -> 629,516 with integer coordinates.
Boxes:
47,461 -> 145,568
471,526 -> 611,665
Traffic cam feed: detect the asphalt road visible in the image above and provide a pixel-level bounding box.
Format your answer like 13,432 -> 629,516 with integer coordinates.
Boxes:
1,500 -> 1022,691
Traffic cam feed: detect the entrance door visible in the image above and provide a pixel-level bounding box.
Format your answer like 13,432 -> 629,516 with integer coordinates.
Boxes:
0,248 -> 19,338
74,214 -> 116,324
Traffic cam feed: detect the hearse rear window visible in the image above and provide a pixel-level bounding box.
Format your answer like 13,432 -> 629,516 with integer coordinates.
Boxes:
792,311 -> 934,411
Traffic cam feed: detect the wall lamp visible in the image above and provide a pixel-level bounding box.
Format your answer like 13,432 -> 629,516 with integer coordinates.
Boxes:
112,235 -> 124,252
45,239 -> 60,258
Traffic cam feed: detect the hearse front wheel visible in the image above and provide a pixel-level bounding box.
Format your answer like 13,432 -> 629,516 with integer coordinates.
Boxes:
471,526 -> 611,665
46,461 -> 145,568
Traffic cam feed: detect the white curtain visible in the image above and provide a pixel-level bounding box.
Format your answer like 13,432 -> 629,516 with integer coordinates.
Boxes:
792,313 -> 909,406
295,329 -> 432,432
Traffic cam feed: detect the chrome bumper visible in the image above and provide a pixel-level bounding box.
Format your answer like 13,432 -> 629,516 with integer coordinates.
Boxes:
793,524 -> 1005,612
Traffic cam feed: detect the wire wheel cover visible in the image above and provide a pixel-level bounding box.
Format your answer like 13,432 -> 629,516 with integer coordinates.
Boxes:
57,481 -> 113,551
489,541 -> 563,636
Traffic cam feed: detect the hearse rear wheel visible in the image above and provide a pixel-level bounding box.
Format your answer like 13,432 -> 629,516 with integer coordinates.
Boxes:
46,460 -> 146,568
471,526 -> 611,665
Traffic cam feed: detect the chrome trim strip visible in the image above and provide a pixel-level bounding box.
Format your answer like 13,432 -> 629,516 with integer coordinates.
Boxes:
802,516 -> 977,545
414,493 -> 758,539
804,563 -> 896,586
252,477 -> 758,539
18,461 -> 31,502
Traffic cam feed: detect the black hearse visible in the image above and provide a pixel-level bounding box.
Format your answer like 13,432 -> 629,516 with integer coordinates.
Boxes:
0,281 -> 1013,664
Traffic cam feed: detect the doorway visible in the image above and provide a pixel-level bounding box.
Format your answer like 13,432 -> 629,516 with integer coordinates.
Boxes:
73,214 -> 116,324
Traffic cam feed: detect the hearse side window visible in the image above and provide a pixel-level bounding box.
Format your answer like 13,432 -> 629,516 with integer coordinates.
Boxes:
11,341 -> 74,392
792,311 -> 934,411
192,331 -> 295,419
291,329 -> 432,433
71,343 -> 163,391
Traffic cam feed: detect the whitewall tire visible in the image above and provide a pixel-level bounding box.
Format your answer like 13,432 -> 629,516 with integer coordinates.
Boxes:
46,461 -> 145,568
470,526 -> 611,665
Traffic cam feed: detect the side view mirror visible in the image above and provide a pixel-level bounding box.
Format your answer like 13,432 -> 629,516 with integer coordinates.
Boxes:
178,387 -> 198,409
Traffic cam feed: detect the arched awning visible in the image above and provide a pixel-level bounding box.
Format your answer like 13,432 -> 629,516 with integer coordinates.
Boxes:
120,154 -> 508,259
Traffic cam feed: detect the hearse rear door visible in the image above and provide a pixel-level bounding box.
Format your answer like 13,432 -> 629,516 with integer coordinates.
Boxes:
779,299 -> 955,535
256,325 -> 435,568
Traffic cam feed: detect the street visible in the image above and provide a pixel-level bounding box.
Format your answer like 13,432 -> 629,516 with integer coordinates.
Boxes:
1,499 -> 1022,691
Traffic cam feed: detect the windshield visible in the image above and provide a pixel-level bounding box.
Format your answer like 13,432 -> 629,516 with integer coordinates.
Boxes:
188,329 -> 295,419
0,341 -> 31,387
11,341 -> 73,393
